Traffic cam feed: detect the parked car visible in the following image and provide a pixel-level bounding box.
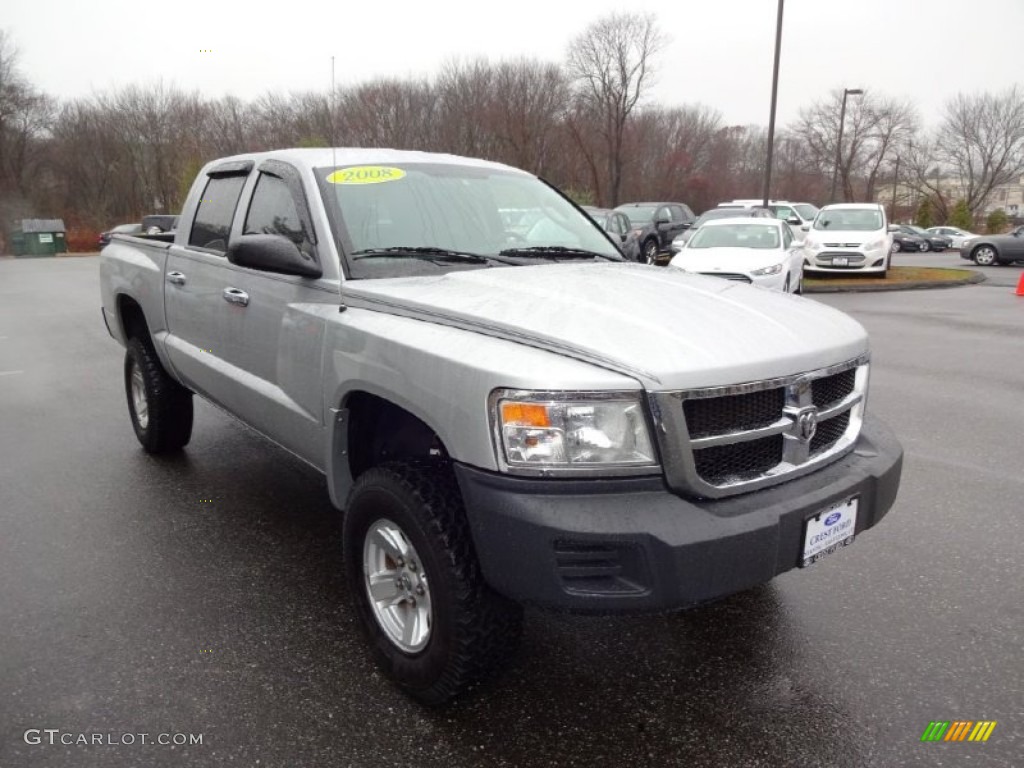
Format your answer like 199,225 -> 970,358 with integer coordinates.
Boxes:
615,202 -> 696,264
141,214 -> 180,234
889,227 -> 927,253
722,200 -> 820,230
802,203 -> 893,277
98,222 -> 142,248
583,206 -> 643,262
99,147 -> 902,704
958,225 -> 1024,265
671,206 -> 772,252
669,218 -> 804,293
897,225 -> 951,252
926,226 -> 977,250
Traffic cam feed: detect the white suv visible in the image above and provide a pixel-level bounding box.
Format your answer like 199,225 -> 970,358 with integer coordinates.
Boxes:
802,203 -> 893,277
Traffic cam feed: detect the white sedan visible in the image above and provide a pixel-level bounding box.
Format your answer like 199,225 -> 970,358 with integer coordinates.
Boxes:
668,218 -> 805,293
926,226 -> 977,250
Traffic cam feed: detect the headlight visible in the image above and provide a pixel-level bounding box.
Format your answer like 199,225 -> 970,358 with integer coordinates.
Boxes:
751,263 -> 783,276
491,390 -> 657,473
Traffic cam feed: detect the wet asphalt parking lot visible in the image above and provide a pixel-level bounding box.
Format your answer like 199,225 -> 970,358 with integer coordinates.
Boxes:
1,255 -> 1021,768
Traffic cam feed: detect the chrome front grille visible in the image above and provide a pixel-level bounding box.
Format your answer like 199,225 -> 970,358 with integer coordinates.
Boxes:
649,356 -> 869,499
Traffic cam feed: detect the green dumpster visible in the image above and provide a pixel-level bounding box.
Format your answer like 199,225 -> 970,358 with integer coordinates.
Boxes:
13,219 -> 68,257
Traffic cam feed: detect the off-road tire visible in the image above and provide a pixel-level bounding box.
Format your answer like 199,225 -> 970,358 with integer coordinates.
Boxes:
124,336 -> 193,453
343,460 -> 523,705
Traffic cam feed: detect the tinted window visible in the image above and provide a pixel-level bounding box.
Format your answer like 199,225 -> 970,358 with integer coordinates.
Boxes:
619,205 -> 658,224
244,173 -> 312,252
668,206 -> 684,223
656,206 -> 672,222
615,213 -> 630,235
782,225 -> 793,248
189,175 -> 246,252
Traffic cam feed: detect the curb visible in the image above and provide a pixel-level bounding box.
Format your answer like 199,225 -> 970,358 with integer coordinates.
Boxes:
804,270 -> 985,294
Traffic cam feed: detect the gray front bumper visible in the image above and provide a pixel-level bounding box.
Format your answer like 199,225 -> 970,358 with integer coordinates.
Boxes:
455,416 -> 902,613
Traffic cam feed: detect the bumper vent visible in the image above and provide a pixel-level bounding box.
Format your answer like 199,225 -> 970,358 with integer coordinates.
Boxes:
553,541 -> 647,596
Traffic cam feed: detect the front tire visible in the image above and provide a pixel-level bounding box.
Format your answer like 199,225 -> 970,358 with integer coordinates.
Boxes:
919,241 -> 930,252
972,246 -> 997,266
343,461 -> 523,705
124,337 -> 193,453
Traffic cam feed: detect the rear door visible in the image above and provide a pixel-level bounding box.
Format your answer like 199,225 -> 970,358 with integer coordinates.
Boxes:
163,162 -> 252,404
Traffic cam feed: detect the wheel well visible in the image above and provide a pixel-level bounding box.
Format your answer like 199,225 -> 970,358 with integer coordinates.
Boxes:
344,392 -> 447,480
117,294 -> 150,343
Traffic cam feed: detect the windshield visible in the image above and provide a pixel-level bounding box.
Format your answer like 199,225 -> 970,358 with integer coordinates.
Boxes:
317,164 -> 620,278
794,204 -> 819,220
619,205 -> 659,225
813,209 -> 883,232
687,223 -> 780,250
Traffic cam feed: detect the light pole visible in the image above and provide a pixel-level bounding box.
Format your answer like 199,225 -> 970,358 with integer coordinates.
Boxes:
829,88 -> 863,203
761,0 -> 785,208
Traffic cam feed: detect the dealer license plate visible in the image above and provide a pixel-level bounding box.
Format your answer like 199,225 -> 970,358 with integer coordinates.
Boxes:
831,256 -> 849,266
801,497 -> 858,567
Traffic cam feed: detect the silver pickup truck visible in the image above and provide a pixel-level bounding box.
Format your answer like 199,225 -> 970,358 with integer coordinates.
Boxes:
100,148 -> 902,704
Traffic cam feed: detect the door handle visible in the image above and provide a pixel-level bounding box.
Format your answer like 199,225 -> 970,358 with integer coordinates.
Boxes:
222,287 -> 249,307
166,271 -> 187,286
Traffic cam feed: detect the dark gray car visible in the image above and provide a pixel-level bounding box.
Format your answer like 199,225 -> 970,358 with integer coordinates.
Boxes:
615,202 -> 696,264
583,207 -> 642,262
960,225 -> 1024,265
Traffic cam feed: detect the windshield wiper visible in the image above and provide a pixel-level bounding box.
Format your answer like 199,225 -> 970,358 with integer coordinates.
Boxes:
352,247 -> 494,264
497,246 -> 618,260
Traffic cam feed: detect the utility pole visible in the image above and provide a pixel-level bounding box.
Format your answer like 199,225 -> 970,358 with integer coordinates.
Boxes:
761,0 -> 785,208
829,88 -> 863,203
890,154 -> 900,222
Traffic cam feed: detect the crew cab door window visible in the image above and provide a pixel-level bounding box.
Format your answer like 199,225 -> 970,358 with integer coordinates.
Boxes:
243,173 -> 314,256
188,175 -> 247,253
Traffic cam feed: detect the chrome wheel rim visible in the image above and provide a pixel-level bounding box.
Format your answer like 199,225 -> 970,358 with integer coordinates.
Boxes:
892,241 -> 901,252
644,242 -> 657,264
363,518 -> 432,653
130,362 -> 149,430
975,248 -> 995,265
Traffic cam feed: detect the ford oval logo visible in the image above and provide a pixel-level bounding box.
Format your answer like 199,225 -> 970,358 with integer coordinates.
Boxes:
824,512 -> 842,526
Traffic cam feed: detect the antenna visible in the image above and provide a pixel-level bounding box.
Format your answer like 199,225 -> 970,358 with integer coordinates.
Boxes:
331,56 -> 337,171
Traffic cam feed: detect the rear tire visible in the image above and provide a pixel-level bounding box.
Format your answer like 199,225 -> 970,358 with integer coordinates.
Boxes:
891,240 -> 902,253
124,337 -> 193,453
642,239 -> 658,265
343,461 -> 523,705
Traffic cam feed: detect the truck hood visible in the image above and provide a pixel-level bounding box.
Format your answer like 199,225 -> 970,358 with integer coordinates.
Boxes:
341,262 -> 868,390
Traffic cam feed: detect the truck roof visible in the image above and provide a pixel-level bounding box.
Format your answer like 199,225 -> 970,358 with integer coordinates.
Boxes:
209,147 -> 531,175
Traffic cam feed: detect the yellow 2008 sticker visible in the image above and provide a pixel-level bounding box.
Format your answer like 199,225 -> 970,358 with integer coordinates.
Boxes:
327,166 -> 406,185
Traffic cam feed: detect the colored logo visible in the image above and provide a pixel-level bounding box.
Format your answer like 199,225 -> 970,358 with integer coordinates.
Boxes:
921,721 -> 997,742
824,512 -> 842,526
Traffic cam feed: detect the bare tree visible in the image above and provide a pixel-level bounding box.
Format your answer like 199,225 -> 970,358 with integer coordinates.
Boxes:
909,86 -> 1024,216
566,12 -> 664,206
793,91 -> 917,202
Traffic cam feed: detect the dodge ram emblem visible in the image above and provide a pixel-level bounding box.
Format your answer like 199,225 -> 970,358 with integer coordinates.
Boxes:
796,408 -> 819,442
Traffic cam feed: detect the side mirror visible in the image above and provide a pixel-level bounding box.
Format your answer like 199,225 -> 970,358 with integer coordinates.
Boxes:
787,216 -> 801,226
227,234 -> 322,278
800,224 -> 810,232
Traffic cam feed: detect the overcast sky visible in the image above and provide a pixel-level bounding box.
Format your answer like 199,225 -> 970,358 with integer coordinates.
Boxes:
5,0 -> 1023,127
